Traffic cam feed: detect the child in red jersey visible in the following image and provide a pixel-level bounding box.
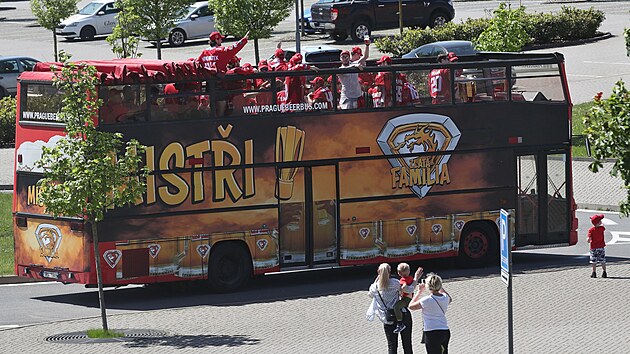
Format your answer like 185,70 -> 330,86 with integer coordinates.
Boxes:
393,263 -> 420,333
587,214 -> 608,278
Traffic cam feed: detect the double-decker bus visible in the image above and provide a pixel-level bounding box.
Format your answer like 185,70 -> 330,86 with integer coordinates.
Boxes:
13,52 -> 578,291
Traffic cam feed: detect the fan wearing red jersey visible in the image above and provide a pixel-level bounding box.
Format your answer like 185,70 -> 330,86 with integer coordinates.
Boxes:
429,52 -> 458,104
285,53 -> 318,104
196,31 -> 249,116
308,76 -> 333,110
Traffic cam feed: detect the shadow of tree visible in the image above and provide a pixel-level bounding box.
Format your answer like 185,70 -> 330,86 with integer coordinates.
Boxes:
123,334 -> 260,349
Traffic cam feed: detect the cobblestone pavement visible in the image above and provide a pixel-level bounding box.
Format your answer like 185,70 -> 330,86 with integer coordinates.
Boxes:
0,261 -> 628,353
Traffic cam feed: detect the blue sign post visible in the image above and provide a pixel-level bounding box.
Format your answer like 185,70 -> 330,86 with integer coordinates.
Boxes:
500,209 -> 510,286
500,209 -> 514,354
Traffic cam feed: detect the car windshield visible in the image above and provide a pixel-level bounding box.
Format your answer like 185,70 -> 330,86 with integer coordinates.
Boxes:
78,2 -> 104,15
185,5 -> 197,17
446,44 -> 477,56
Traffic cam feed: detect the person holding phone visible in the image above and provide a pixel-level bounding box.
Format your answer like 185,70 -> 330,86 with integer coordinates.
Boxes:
409,273 -> 452,354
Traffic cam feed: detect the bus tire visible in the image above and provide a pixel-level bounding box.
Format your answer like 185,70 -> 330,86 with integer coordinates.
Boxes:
458,222 -> 498,267
207,242 -> 252,292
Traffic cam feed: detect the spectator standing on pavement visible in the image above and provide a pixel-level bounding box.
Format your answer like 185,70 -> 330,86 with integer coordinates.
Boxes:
588,214 -> 608,278
338,39 -> 370,109
409,273 -> 452,354
367,263 -> 422,354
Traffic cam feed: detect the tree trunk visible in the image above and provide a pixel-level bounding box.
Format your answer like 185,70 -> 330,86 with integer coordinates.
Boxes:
53,30 -> 58,62
157,40 -> 162,60
254,38 -> 260,65
91,221 -> 109,332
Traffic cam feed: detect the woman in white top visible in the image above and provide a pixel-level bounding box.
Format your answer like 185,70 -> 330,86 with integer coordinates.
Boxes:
367,263 -> 421,354
409,273 -> 452,354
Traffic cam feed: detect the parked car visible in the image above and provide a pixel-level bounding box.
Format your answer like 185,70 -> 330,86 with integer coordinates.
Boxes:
56,0 -> 119,41
311,0 -> 455,42
402,40 -> 477,59
0,56 -> 39,98
298,7 -> 321,35
161,1 -> 216,47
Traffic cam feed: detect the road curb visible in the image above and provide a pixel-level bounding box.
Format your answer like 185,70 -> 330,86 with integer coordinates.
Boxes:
0,275 -> 49,285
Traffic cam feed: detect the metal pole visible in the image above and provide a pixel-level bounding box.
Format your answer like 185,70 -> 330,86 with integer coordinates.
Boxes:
295,0 -> 301,53
507,223 -> 514,354
398,0 -> 403,36
300,0 -> 305,37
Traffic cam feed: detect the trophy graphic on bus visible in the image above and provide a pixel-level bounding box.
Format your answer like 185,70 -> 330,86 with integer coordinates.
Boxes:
275,126 -> 305,200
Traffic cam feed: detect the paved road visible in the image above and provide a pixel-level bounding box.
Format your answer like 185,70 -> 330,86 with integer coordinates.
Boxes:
0,254 -> 628,353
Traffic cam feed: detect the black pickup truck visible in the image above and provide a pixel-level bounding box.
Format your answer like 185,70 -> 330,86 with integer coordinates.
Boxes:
311,0 -> 455,42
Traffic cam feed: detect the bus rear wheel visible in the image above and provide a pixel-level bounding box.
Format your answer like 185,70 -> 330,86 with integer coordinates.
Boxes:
458,223 -> 498,267
208,242 -> 252,292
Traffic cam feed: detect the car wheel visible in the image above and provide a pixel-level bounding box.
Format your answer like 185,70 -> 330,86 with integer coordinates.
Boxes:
0,86 -> 8,99
207,242 -> 252,292
428,11 -> 449,28
458,222 -> 498,267
168,29 -> 186,47
351,21 -> 371,43
330,31 -> 348,42
79,26 -> 96,41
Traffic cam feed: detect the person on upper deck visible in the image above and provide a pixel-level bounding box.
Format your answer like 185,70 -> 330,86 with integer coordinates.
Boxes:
428,52 -> 458,104
338,39 -> 370,110
197,31 -> 249,73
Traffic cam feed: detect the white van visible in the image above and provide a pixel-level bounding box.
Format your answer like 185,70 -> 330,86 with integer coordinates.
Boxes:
56,0 -> 119,41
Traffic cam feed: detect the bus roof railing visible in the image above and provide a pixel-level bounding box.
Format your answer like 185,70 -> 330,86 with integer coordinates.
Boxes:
21,52 -> 566,87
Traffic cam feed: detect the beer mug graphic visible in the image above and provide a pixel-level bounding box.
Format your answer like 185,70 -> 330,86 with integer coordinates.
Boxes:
275,126 -> 305,200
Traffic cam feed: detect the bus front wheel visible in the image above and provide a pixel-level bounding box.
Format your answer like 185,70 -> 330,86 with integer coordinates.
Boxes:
458,222 -> 498,267
208,242 -> 252,292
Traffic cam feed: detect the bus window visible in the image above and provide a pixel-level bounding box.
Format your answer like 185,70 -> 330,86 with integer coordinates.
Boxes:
511,64 -> 565,102
454,66 -> 508,103
20,84 -> 63,124
398,69 -> 431,106
547,153 -> 567,233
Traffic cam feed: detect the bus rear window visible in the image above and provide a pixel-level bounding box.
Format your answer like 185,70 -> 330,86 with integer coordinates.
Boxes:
20,84 -> 63,123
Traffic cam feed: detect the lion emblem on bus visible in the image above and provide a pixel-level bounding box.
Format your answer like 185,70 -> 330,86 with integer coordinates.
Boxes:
35,224 -> 62,263
377,113 -> 461,198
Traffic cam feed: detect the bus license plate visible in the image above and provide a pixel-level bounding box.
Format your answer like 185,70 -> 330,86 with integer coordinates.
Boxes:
42,271 -> 59,279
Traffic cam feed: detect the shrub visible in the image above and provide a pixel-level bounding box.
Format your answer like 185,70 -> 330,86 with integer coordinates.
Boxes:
475,3 -> 530,52
375,5 -> 605,57
0,96 -> 17,148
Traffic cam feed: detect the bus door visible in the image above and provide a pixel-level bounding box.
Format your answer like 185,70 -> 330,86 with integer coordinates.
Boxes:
516,150 -> 569,246
278,165 -> 339,268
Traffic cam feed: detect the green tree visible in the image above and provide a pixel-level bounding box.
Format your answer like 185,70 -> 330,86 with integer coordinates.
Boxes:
475,2 -> 530,52
36,52 -> 147,332
0,96 -> 17,148
210,0 -> 293,63
30,0 -> 77,62
116,0 -> 194,59
107,0 -> 142,58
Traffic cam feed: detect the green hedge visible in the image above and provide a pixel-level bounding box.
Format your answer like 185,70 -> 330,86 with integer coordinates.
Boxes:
0,96 -> 17,148
375,6 -> 605,57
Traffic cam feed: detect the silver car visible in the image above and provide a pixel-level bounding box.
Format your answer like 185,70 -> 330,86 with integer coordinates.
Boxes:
165,1 -> 216,47
0,56 -> 39,98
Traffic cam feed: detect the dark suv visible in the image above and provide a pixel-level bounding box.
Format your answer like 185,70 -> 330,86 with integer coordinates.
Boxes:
311,0 -> 455,42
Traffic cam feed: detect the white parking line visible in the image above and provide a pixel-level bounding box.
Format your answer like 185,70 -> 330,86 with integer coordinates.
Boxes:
577,209 -> 620,215
0,325 -> 20,330
567,73 -> 604,78
583,61 -> 630,66
608,232 -> 630,246
601,218 -> 618,226
0,281 -> 56,288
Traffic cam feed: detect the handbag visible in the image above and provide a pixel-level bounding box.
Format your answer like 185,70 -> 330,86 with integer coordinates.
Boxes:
376,290 -> 396,322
